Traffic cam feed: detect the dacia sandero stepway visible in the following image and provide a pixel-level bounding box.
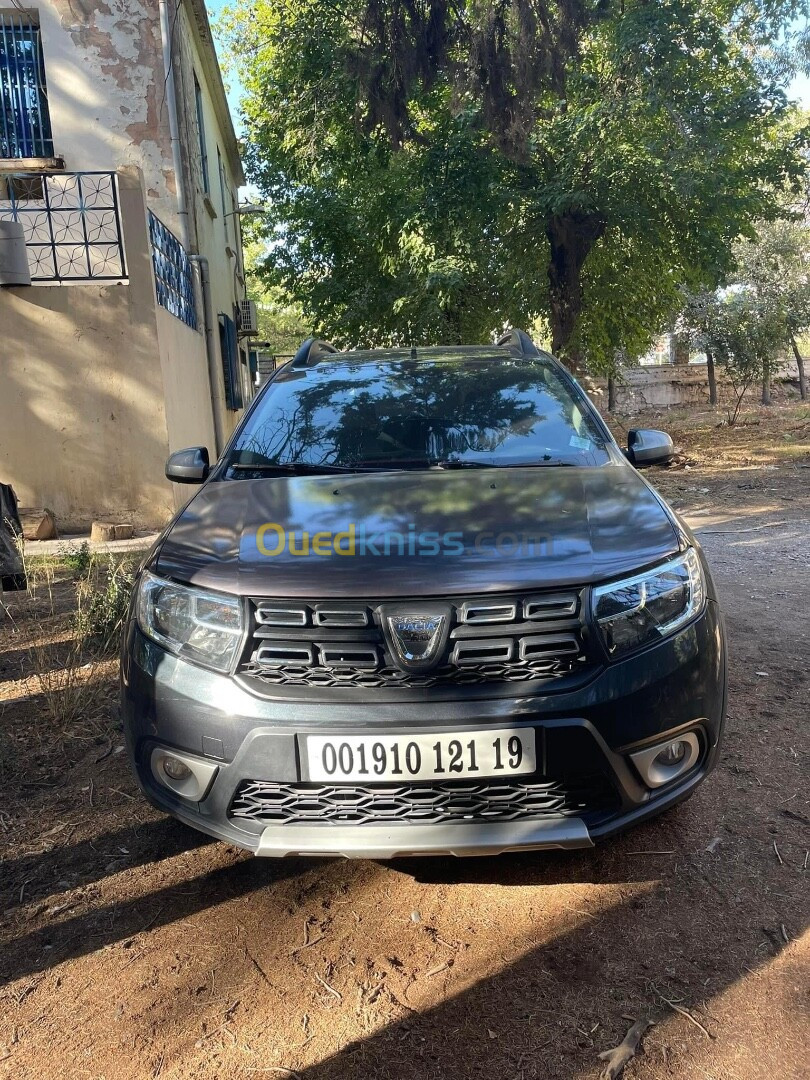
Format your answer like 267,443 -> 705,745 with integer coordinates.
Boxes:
121,330 -> 726,858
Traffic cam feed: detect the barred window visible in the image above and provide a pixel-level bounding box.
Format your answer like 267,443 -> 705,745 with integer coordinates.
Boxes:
0,12 -> 54,159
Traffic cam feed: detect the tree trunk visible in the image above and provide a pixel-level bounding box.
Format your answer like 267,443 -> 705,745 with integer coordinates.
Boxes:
761,359 -> 771,405
607,376 -> 617,412
790,334 -> 807,401
706,350 -> 718,406
546,211 -> 606,376
669,333 -> 690,365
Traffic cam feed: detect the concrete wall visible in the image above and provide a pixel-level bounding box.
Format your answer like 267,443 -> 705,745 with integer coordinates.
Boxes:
597,359 -> 803,414
0,1 -> 251,526
156,304 -> 218,512
0,170 -> 173,529
36,0 -> 252,451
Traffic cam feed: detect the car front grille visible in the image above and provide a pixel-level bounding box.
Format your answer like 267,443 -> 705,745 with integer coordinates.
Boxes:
240,591 -> 590,690
229,775 -> 618,826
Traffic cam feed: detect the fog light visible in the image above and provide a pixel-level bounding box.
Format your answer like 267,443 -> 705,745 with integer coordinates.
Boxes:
162,756 -> 192,781
151,747 -> 218,801
653,740 -> 687,768
628,731 -> 701,788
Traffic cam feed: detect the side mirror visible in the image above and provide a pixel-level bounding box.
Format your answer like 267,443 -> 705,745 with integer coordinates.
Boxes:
165,446 -> 210,484
627,429 -> 674,468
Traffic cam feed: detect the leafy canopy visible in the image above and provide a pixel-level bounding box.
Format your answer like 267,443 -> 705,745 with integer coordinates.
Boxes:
221,0 -> 810,369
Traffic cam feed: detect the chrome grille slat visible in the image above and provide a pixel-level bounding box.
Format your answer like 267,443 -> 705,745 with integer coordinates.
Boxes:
318,644 -> 379,669
254,626 -> 379,642
524,594 -> 578,619
230,775 -> 618,825
518,634 -> 580,660
451,638 -> 514,665
313,606 -> 369,626
255,604 -> 308,626
459,600 -> 517,624
255,643 -> 315,666
450,619 -> 580,638
242,591 -> 587,689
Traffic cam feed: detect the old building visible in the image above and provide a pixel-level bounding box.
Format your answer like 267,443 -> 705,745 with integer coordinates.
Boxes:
0,0 -> 254,529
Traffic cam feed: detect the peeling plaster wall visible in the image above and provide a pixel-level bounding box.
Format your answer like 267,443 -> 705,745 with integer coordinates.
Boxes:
38,0 -> 251,438
0,2 -> 250,525
36,1 -> 185,233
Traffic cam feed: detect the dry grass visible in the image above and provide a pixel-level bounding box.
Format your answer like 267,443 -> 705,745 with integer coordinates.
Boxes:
0,543 -> 134,784
27,642 -> 115,733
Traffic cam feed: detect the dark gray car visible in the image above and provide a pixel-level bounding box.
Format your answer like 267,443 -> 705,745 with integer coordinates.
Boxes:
121,331 -> 726,857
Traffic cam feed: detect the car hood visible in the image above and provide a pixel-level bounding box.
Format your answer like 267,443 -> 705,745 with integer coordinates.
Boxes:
153,466 -> 680,597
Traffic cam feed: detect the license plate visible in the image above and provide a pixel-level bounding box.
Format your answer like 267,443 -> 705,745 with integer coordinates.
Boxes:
305,728 -> 536,783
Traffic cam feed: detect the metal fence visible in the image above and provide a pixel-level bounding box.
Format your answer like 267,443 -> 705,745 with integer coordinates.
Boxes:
0,13 -> 54,159
0,172 -> 127,281
148,210 -> 197,329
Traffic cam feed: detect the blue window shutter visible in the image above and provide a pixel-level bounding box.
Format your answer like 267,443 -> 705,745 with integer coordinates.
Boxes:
218,314 -> 243,411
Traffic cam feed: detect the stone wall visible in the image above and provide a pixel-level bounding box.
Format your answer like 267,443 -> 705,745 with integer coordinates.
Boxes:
594,359 -> 802,414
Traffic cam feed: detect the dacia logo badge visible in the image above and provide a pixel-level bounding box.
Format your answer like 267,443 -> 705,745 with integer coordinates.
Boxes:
380,604 -> 452,672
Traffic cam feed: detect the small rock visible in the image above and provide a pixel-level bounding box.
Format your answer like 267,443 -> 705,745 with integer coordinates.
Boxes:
410,910 -> 422,923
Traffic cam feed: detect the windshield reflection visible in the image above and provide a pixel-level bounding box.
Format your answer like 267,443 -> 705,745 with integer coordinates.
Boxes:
226,358 -> 609,474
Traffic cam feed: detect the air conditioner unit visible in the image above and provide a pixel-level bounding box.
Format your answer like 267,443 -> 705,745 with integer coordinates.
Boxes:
237,298 -> 259,337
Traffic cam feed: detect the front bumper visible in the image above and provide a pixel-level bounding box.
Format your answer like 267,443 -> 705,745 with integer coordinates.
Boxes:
121,601 -> 726,858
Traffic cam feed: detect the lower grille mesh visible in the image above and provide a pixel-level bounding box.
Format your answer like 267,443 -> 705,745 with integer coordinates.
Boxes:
241,655 -> 583,689
229,776 -> 617,826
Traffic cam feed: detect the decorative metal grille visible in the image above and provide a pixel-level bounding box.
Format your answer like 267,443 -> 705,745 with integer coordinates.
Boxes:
0,13 -> 54,159
148,210 -> 197,329
0,172 -> 127,281
230,775 -> 619,826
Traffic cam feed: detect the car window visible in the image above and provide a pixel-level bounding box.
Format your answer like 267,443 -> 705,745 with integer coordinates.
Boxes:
226,357 -> 611,471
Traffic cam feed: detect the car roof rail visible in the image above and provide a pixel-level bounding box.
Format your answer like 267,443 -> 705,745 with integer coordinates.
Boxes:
496,329 -> 542,357
291,337 -> 339,368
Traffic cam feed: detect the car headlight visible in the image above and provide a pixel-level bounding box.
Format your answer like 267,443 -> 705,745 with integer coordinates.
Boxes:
591,548 -> 705,659
136,571 -> 243,673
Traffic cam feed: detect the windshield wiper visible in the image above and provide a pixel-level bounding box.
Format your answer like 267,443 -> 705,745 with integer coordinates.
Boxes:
431,458 -> 576,469
228,462 -> 372,476
431,459 -> 492,469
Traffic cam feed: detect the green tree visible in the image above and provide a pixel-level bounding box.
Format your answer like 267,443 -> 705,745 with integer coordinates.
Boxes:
242,232 -> 310,356
731,217 -> 810,400
684,286 -> 786,421
221,0 -> 809,370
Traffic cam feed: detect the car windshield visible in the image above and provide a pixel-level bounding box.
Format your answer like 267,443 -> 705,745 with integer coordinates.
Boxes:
225,356 -> 612,474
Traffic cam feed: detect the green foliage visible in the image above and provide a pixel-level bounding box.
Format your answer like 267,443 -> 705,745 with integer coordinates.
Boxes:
242,228 -> 310,355
731,215 -> 810,342
220,0 -> 810,369
683,199 -> 810,412
74,558 -> 136,654
58,540 -> 91,576
683,286 -> 786,421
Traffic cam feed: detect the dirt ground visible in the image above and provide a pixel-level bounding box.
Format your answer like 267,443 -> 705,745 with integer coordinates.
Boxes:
1,401 -> 808,1080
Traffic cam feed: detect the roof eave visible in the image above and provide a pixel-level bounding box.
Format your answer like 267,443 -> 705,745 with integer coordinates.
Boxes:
185,0 -> 245,187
